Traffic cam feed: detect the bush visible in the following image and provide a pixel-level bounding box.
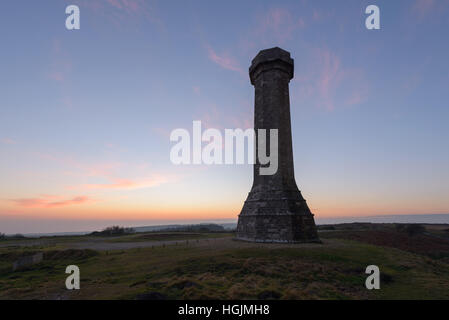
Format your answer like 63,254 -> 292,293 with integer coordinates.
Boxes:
319,225 -> 336,231
8,234 -> 25,239
404,224 -> 425,236
0,233 -> 5,240
91,226 -> 134,236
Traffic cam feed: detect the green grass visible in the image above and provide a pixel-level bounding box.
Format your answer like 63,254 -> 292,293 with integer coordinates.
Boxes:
1,233 -> 449,300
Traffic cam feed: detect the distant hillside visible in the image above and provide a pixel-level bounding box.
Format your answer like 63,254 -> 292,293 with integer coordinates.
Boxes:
133,223 -> 236,233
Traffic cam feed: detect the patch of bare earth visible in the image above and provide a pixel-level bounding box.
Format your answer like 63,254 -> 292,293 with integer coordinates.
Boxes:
322,230 -> 449,259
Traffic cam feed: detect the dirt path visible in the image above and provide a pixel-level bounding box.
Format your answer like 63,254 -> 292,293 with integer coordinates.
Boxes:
69,239 -> 189,250
0,236 -> 342,251
0,237 -> 231,251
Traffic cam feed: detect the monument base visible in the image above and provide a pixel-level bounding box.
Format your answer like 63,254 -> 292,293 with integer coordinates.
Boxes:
236,213 -> 320,243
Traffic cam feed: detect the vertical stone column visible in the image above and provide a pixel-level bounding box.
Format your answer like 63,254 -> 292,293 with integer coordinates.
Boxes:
236,47 -> 319,243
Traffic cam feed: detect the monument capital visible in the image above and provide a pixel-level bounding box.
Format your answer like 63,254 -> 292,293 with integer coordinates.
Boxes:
249,47 -> 294,85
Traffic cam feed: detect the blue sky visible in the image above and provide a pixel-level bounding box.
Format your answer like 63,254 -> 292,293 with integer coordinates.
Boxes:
1,0 -> 449,233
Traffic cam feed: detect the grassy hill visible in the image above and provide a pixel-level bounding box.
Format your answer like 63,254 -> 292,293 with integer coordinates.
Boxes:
0,223 -> 448,300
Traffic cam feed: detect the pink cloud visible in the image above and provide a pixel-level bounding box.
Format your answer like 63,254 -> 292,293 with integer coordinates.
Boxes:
263,8 -> 304,41
0,138 -> 16,145
249,8 -> 306,46
11,196 -> 91,208
206,45 -> 243,73
193,86 -> 201,95
32,151 -> 179,192
345,91 -> 365,106
400,58 -> 430,94
34,152 -> 124,179
105,0 -> 141,13
317,49 -> 342,111
196,103 -> 223,130
79,0 -> 145,13
82,176 -> 172,190
412,0 -> 435,15
38,194 -> 61,199
410,0 -> 449,20
85,162 -> 123,177
193,99 -> 253,132
106,0 -> 123,9
228,115 -> 252,130
46,39 -> 76,110
47,39 -> 72,84
402,74 -> 421,93
152,127 -> 172,139
236,7 -> 308,55
294,47 -> 368,111
42,155 -> 138,181
312,10 -> 321,21
75,0 -> 164,29
48,72 -> 64,82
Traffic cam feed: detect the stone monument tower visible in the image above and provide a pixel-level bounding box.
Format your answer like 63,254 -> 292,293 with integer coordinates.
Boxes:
236,47 -> 319,243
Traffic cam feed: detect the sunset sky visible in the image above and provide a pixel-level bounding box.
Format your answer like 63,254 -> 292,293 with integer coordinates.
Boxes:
1,0 -> 449,233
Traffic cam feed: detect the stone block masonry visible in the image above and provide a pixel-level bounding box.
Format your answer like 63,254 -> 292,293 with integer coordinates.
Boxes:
236,47 -> 320,243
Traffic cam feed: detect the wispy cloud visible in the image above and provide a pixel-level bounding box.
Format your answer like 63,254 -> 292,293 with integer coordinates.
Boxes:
33,151 -> 178,191
0,138 -> 17,145
47,39 -> 72,84
295,47 -> 368,111
240,7 -> 306,50
105,0 -> 141,13
400,58 -> 431,95
34,152 -> 121,178
409,0 -> 449,21
45,39 -> 75,110
206,45 -> 243,73
48,71 -> 65,82
81,176 -> 171,190
193,100 -> 252,131
316,48 -> 342,111
345,91 -> 365,106
152,127 -> 172,139
259,8 -> 305,44
192,86 -> 201,95
412,0 -> 435,17
75,0 -> 164,29
11,195 -> 91,208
